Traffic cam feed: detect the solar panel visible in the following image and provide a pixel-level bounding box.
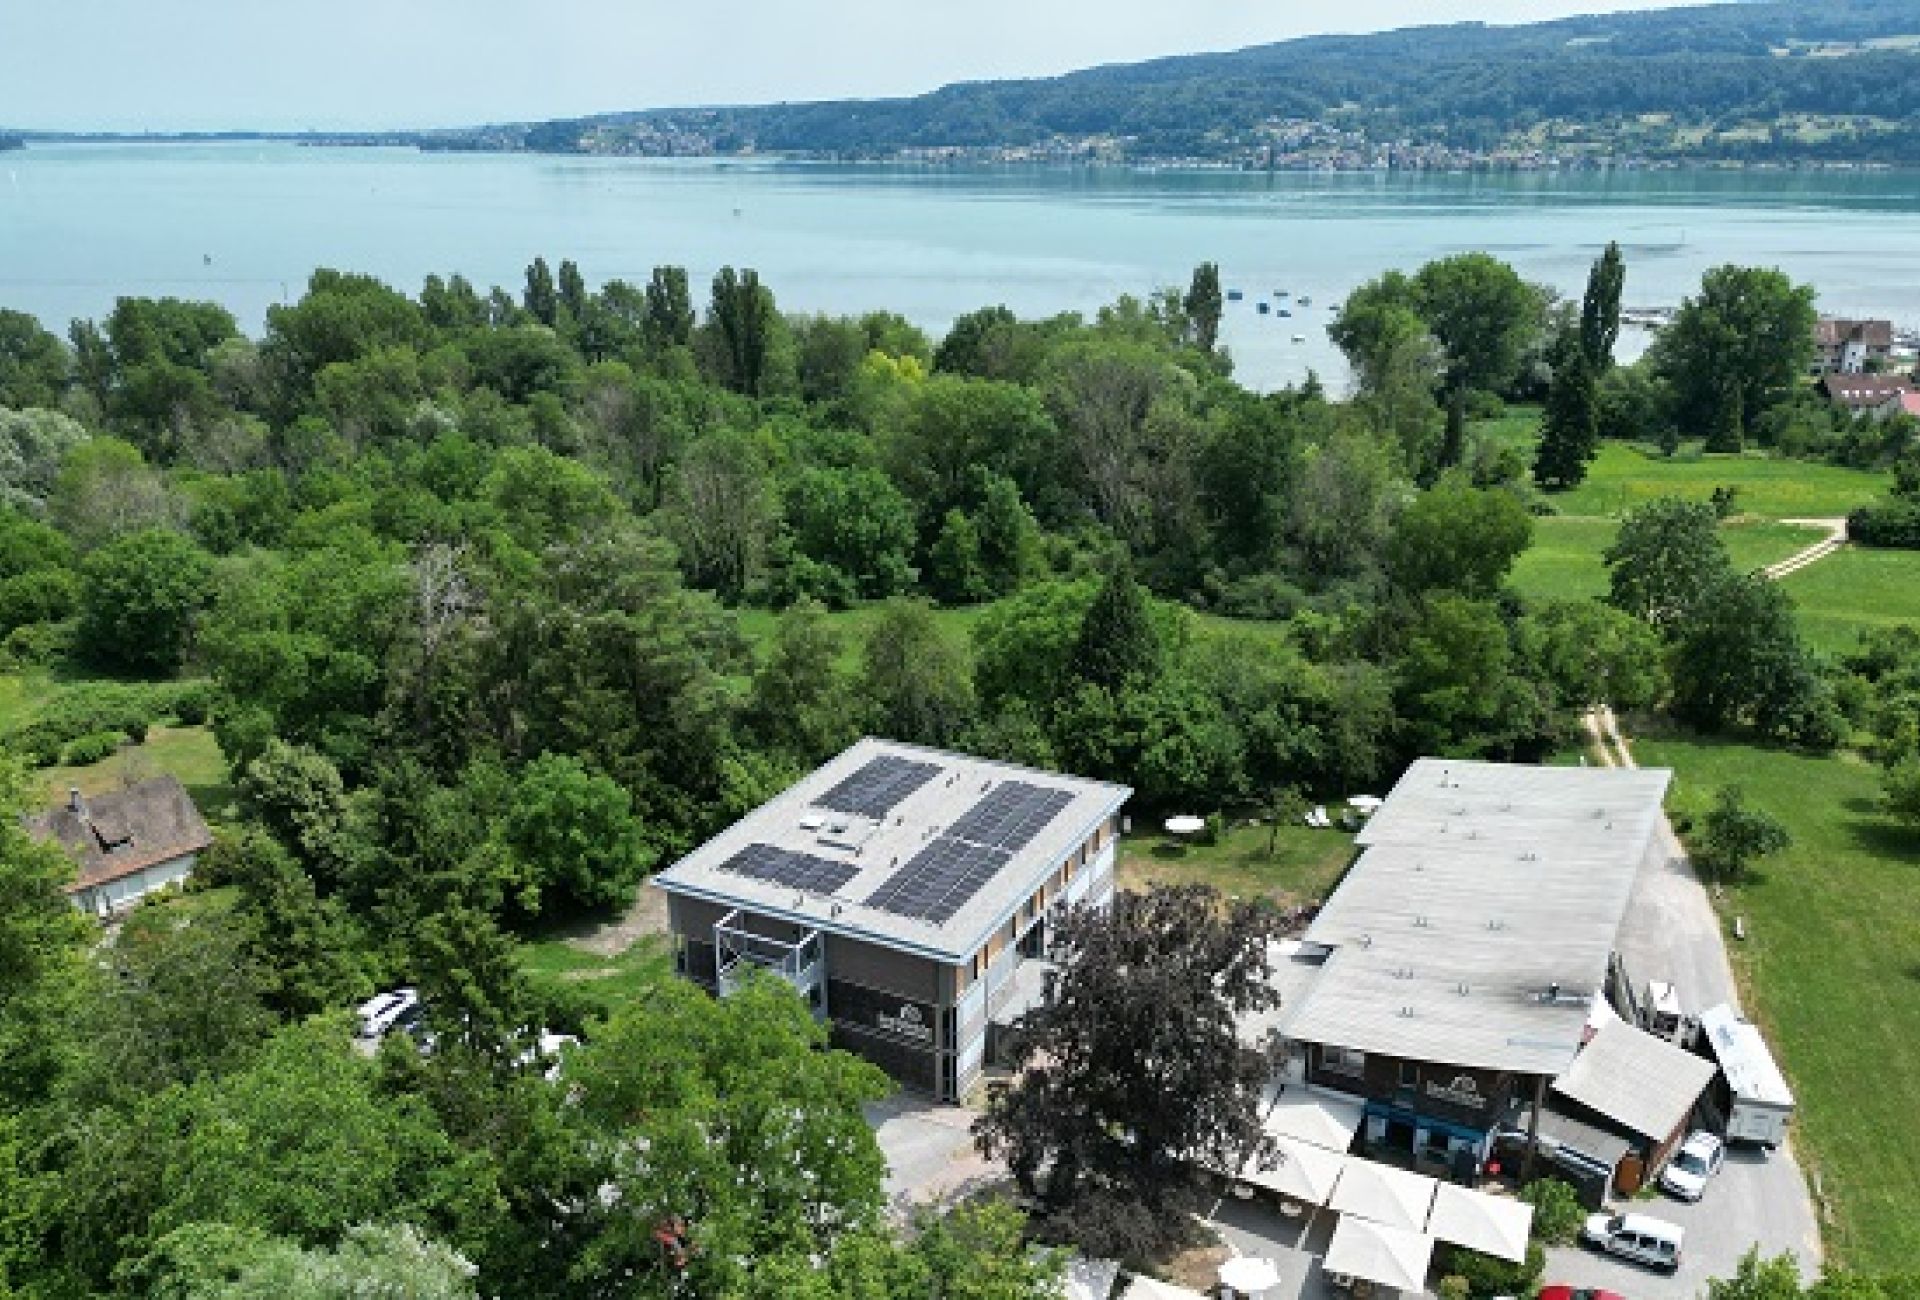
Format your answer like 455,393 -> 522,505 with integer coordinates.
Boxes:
815,755 -> 942,820
864,837 -> 1012,925
718,843 -> 859,896
945,781 -> 1075,852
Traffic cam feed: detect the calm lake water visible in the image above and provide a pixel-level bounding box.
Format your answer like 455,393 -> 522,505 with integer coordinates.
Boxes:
5,143 -> 1920,390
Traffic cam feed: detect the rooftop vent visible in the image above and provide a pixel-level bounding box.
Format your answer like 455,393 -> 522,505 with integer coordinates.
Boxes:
1457,982 -> 1470,996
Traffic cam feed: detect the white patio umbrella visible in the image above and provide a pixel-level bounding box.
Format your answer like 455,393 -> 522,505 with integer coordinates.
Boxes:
1426,1183 -> 1534,1264
1238,1133 -> 1345,1205
1218,1256 -> 1283,1295
1322,1215 -> 1435,1293
1163,815 -> 1207,836
1328,1157 -> 1439,1234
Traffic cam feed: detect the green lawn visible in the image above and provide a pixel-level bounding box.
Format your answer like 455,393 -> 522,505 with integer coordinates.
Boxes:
1631,732 -> 1920,1271
1119,818 -> 1356,906
35,724 -> 237,821
1512,516 -> 1825,604
1780,546 -> 1920,656
1555,443 -> 1888,520
520,934 -> 674,1020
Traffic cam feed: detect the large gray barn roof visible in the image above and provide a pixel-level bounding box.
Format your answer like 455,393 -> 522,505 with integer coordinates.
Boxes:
1280,759 -> 1671,1077
654,738 -> 1130,963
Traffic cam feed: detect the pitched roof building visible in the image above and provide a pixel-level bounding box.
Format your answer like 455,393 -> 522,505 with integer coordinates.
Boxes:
1813,317 -> 1894,375
27,777 -> 212,918
1266,759 -> 1673,1176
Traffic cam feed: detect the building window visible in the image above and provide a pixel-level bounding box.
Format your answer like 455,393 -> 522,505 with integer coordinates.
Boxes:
1321,1046 -> 1365,1076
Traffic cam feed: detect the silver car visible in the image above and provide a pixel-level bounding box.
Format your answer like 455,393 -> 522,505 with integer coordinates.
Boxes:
1659,1130 -> 1726,1202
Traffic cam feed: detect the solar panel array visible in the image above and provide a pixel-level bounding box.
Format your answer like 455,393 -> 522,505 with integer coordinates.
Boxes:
718,843 -> 859,896
945,781 -> 1075,851
864,837 -> 1013,925
814,755 -> 942,820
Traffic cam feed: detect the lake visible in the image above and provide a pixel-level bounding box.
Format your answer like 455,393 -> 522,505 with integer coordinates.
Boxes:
5,143 -> 1920,390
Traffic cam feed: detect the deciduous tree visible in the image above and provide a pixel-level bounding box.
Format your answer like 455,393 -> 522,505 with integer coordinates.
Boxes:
974,885 -> 1279,1264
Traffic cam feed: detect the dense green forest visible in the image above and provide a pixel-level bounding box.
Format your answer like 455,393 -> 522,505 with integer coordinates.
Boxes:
4,240 -> 1920,1294
422,0 -> 1920,163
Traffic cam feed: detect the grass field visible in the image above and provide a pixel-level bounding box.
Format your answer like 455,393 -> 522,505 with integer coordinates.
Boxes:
520,934 -> 674,1020
1780,546 -> 1920,656
1511,516 -> 1825,604
1632,731 -> 1920,1271
34,724 -> 236,818
1119,818 -> 1355,905
1555,443 -> 1888,520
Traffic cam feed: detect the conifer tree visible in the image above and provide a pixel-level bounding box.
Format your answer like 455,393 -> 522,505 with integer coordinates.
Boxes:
1067,560 -> 1163,692
1534,346 -> 1599,490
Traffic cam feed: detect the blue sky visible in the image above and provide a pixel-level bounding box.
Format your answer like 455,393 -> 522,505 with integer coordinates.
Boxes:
2,0 -> 1701,132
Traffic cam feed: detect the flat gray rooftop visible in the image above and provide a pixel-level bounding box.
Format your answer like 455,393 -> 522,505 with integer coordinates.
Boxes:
1280,758 -> 1672,1077
654,738 -> 1130,963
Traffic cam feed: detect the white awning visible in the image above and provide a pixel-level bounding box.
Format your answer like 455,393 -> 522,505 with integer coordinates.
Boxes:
1261,1084 -> 1364,1153
1322,1216 -> 1435,1293
1122,1277 -> 1211,1300
1426,1183 -> 1534,1263
1239,1133 -> 1346,1204
1328,1158 -> 1438,1234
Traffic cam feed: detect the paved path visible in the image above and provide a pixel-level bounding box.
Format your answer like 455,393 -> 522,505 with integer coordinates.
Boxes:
1565,708 -> 1822,1295
1762,517 -> 1849,580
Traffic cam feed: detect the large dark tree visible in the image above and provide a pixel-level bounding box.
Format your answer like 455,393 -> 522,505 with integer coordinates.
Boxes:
1066,560 -> 1164,692
974,885 -> 1280,1264
1578,241 -> 1626,371
1650,264 -> 1816,443
1184,262 -> 1224,354
1534,344 -> 1600,490
1410,252 -> 1542,396
1604,496 -> 1734,633
522,257 -> 558,327
705,266 -> 780,396
643,265 -> 697,350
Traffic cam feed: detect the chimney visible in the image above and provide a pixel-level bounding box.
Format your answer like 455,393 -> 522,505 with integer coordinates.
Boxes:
68,787 -> 83,814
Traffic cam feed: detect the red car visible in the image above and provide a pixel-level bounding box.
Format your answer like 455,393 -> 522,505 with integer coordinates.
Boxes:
1540,1288 -> 1627,1300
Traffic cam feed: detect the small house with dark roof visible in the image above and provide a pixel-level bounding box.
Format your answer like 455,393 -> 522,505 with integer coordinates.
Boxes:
27,776 -> 212,917
1813,317 -> 1894,375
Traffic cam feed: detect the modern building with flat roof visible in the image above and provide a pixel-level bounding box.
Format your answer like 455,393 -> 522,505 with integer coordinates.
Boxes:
1269,759 -> 1673,1174
655,738 -> 1131,1101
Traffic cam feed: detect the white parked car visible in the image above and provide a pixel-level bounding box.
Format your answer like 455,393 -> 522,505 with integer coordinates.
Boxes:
1582,1211 -> 1684,1272
355,987 -> 419,1040
1659,1130 -> 1726,1201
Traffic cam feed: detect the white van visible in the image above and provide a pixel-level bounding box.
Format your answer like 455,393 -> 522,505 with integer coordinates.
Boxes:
1582,1212 -> 1684,1272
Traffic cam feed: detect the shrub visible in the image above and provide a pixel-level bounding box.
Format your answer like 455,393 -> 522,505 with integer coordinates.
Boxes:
1847,502 -> 1920,549
0,568 -> 79,634
1,618 -> 75,670
1449,1241 -> 1544,1298
61,730 -> 124,766
1519,1177 -> 1584,1245
3,681 -> 170,764
164,679 -> 214,726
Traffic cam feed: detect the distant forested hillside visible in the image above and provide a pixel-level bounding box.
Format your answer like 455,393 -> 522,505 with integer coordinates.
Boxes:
423,0 -> 1920,163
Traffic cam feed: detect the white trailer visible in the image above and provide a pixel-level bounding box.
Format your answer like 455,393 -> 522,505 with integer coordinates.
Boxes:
1699,1003 -> 1795,1150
